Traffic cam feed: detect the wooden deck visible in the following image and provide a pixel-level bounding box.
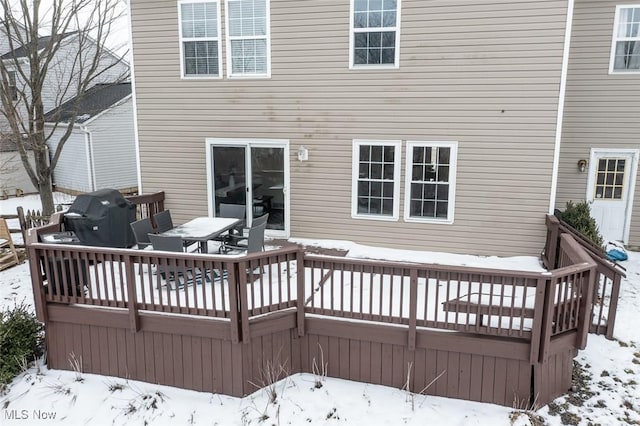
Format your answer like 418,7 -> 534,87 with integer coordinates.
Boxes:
24,213 -> 608,408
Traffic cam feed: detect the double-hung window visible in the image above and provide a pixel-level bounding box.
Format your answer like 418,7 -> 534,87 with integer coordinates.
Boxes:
610,5 -> 640,72
404,142 -> 458,223
226,0 -> 270,77
352,140 -> 401,220
350,0 -> 401,68
179,0 -> 222,77
7,71 -> 17,101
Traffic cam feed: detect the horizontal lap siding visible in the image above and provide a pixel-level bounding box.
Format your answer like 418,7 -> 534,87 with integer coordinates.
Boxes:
47,128 -> 91,193
130,0 -> 568,256
556,0 -> 640,246
89,100 -> 138,192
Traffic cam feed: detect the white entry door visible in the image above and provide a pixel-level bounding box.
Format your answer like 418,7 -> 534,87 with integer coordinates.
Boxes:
587,149 -> 639,243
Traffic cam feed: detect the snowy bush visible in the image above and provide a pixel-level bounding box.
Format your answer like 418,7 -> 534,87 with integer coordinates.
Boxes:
560,201 -> 604,248
0,303 -> 43,387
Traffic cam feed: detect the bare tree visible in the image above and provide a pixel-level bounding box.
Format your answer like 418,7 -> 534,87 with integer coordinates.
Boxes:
0,0 -> 129,215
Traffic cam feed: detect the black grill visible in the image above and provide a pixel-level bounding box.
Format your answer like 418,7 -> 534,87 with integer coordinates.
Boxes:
63,189 -> 136,248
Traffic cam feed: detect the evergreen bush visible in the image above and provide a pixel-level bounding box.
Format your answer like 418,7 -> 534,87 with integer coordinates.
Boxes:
560,201 -> 605,248
0,303 -> 43,387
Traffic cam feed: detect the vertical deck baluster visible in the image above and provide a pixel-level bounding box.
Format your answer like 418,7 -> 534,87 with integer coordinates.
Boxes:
358,264 -> 364,318
276,255 -> 283,309
85,251 -> 96,302
423,271 -> 430,326
340,263 -> 345,315
450,271 -> 459,327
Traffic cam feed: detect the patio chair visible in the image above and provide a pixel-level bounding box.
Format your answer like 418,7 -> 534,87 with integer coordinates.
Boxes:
219,220 -> 267,255
153,210 -> 174,233
224,213 -> 269,250
130,218 -> 154,249
0,218 -> 20,271
148,233 -> 204,288
212,203 -> 246,246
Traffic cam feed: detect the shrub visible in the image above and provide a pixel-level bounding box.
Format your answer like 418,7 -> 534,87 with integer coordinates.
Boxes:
560,201 -> 604,248
0,303 -> 44,387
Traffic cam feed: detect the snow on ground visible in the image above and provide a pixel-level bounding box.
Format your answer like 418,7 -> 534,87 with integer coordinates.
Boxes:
0,194 -> 638,425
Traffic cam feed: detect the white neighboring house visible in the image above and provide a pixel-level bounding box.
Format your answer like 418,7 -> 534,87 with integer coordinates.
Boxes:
0,30 -> 130,196
44,82 -> 137,194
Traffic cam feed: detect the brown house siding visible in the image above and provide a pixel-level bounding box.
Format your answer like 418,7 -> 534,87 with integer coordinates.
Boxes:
130,0 -> 569,256
556,0 -> 640,246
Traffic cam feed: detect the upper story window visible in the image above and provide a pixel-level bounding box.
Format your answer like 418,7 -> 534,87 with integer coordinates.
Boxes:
350,0 -> 401,69
610,5 -> 640,73
404,141 -> 458,224
351,140 -> 401,220
226,0 -> 271,77
7,71 -> 17,101
178,0 -> 222,78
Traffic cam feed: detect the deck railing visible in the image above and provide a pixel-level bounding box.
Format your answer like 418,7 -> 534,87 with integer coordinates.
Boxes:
27,219 -> 596,362
543,214 -> 625,338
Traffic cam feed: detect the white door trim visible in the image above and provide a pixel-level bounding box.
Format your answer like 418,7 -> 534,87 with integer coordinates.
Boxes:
205,138 -> 290,238
585,148 -> 639,244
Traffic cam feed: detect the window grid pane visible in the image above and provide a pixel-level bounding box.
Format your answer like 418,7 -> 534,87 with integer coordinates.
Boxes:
228,0 -> 269,75
352,0 -> 398,66
409,146 -> 451,219
613,7 -> 640,71
594,158 -> 626,200
357,144 -> 396,216
184,41 -> 219,75
181,1 -> 219,76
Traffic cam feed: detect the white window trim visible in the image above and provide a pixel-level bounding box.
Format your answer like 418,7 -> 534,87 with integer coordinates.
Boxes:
178,0 -> 223,79
609,4 -> 640,74
403,141 -> 458,224
224,0 -> 272,79
351,139 -> 402,221
348,0 -> 402,70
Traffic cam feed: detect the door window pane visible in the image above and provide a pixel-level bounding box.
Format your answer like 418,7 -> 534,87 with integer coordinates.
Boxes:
594,157 -> 626,200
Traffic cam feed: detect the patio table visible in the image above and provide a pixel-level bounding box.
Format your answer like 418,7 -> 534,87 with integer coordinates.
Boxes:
160,217 -> 242,252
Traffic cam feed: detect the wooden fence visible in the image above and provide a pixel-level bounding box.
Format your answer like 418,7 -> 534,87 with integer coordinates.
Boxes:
26,220 -> 597,407
543,214 -> 625,338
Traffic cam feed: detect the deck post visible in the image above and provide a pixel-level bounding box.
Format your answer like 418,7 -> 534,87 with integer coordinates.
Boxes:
528,277 -> 547,363
27,231 -> 48,323
296,250 -> 305,337
238,260 -> 251,344
538,278 -> 556,363
227,261 -> 241,344
125,254 -> 140,332
544,215 -> 560,269
576,266 -> 596,349
605,272 -> 622,340
408,269 -> 417,350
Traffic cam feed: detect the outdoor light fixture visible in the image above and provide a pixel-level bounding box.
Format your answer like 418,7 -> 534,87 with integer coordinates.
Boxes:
577,159 -> 588,173
298,145 -> 308,161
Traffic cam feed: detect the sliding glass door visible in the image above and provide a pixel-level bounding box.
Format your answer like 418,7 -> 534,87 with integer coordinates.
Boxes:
207,139 -> 289,236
